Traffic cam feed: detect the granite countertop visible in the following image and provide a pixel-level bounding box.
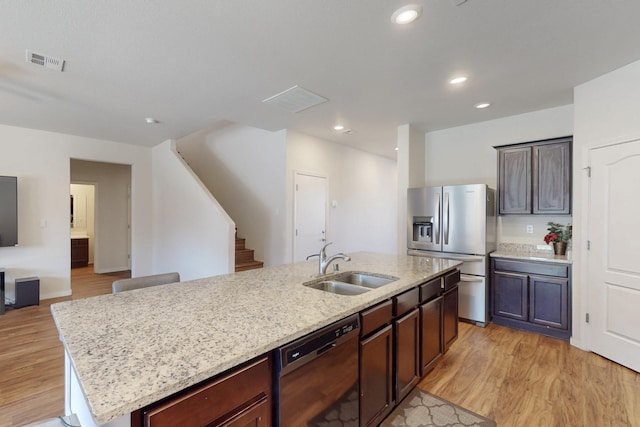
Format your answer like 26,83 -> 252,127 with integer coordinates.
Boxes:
51,252 -> 461,425
490,243 -> 572,264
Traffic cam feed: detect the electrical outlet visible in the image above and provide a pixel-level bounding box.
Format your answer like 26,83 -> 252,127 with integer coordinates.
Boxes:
526,225 -> 534,234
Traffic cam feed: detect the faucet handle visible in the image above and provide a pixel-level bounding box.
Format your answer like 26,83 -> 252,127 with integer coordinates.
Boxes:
306,253 -> 320,260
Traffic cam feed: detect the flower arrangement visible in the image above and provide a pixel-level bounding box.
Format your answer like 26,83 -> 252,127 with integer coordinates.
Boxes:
544,222 -> 572,244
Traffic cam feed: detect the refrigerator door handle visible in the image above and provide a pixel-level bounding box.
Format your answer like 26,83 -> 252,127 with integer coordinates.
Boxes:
434,194 -> 440,245
443,191 -> 450,245
460,275 -> 484,283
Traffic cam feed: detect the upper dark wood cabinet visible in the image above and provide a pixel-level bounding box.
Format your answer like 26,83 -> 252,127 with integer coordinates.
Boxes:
496,136 -> 572,215
498,146 -> 531,214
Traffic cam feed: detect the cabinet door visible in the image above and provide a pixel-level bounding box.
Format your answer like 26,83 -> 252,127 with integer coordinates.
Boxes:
533,141 -> 571,214
442,287 -> 459,351
420,296 -> 443,376
529,275 -> 569,330
498,146 -> 531,214
360,325 -> 393,427
394,308 -> 420,403
492,271 -> 528,321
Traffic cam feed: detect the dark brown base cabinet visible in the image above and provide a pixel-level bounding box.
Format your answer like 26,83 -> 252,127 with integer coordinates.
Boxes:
419,296 -> 443,376
71,237 -> 89,268
359,269 -> 460,427
394,308 -> 420,403
131,356 -> 272,427
360,324 -> 394,427
491,258 -> 571,340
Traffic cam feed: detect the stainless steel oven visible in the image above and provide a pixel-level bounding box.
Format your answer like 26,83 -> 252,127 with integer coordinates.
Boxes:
275,314 -> 360,426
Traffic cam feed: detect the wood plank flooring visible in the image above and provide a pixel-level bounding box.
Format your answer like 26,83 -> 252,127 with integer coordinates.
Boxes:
419,322 -> 640,426
0,266 -> 129,427
1,270 -> 638,426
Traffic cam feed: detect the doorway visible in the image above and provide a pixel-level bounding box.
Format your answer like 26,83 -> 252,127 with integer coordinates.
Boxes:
293,172 -> 328,262
70,159 -> 132,283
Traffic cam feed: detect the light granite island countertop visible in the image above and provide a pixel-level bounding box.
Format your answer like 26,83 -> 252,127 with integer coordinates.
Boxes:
51,252 -> 462,426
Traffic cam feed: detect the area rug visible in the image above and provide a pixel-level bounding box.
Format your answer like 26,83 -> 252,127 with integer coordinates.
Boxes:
380,387 -> 496,427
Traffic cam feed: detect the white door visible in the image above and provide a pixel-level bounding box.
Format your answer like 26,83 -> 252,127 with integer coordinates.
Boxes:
294,173 -> 327,262
587,138 -> 640,372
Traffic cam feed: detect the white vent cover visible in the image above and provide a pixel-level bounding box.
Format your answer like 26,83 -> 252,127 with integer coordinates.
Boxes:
262,85 -> 328,113
25,50 -> 65,72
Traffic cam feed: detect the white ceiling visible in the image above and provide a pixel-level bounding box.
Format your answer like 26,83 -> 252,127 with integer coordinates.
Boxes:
2,1 -> 640,159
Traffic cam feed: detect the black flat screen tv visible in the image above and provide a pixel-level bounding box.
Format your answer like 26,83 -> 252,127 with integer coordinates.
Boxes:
0,176 -> 18,247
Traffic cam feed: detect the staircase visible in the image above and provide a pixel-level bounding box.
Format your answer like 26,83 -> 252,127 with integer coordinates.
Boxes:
235,232 -> 264,272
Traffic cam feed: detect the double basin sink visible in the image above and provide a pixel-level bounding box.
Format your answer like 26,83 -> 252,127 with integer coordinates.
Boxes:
304,272 -> 399,296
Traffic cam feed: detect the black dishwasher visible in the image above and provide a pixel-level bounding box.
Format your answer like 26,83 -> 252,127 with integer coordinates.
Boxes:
275,314 -> 360,427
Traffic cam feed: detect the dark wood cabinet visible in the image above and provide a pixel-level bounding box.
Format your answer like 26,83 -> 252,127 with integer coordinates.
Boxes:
71,237 -> 89,268
492,271 -> 528,321
135,355 -> 272,427
491,258 -> 571,340
360,324 -> 393,427
533,142 -> 571,214
442,286 -> 459,351
394,308 -> 420,403
498,146 -> 531,214
419,296 -> 442,376
496,136 -> 572,215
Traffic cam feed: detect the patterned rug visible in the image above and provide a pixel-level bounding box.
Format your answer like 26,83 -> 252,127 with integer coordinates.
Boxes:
380,387 -> 496,427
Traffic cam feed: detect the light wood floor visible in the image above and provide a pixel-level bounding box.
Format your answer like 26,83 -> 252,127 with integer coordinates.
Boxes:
1,271 -> 638,426
0,266 -> 130,427
419,322 -> 640,426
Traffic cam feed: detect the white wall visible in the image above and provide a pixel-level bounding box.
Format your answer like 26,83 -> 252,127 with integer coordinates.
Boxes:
152,140 -> 235,280
397,124 -> 425,253
71,161 -> 131,272
286,131 -> 398,261
0,124 -> 153,300
176,122 -> 287,266
424,105 -> 574,245
572,59 -> 640,349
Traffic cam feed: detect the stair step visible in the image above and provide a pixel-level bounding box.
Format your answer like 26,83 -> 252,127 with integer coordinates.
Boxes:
235,238 -> 246,250
235,260 -> 264,272
236,248 -> 255,263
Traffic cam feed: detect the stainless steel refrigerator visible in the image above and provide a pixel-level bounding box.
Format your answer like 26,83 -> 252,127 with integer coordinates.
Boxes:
407,184 -> 496,326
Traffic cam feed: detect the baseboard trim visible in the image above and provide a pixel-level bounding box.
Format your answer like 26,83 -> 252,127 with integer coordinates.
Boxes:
41,290 -> 73,300
94,266 -> 130,274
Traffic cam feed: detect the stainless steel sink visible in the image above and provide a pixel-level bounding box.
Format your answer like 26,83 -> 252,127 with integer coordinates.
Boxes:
304,280 -> 371,295
303,271 -> 398,295
331,272 -> 399,288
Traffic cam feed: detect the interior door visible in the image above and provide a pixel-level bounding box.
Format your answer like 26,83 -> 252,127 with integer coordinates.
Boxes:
293,173 -> 327,262
587,138 -> 640,373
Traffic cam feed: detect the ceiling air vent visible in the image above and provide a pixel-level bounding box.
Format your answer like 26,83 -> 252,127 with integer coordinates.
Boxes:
262,85 -> 328,113
25,50 -> 65,72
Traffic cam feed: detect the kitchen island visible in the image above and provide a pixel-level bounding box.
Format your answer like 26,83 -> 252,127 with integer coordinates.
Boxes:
51,252 -> 461,426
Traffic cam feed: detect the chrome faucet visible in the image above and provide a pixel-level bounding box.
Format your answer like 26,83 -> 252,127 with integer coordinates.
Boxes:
306,242 -> 351,275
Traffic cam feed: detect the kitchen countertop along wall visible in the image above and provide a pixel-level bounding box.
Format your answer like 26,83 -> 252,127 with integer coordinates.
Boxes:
51,252 -> 461,425
491,243 -> 572,264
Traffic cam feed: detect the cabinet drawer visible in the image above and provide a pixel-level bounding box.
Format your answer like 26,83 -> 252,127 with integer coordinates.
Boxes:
394,288 -> 420,317
143,356 -> 271,427
419,277 -> 441,303
443,270 -> 460,290
494,259 -> 568,278
361,299 -> 393,337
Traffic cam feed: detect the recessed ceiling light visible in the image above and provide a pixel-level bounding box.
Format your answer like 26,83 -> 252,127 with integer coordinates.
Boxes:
474,102 -> 491,109
391,5 -> 422,25
145,117 -> 159,124
449,76 -> 467,85
333,124 -> 345,131
395,147 -> 399,151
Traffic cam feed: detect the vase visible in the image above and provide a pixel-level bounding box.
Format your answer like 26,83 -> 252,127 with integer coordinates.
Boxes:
553,241 -> 567,256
